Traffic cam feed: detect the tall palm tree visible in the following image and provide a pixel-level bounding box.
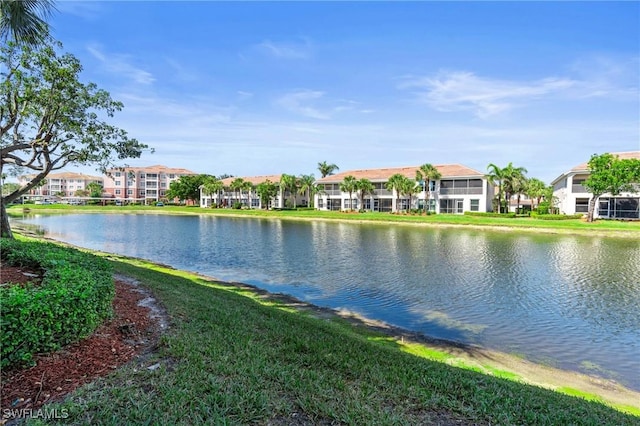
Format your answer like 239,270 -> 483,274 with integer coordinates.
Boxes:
241,180 -> 254,207
525,177 -> 546,210
386,173 -> 406,213
416,163 -> 441,213
317,161 -> 339,178
487,163 -> 506,213
356,178 -> 374,212
297,174 -> 316,207
279,174 -> 298,208
339,175 -> 358,211
230,178 -> 245,205
502,163 -> 528,212
0,0 -> 56,46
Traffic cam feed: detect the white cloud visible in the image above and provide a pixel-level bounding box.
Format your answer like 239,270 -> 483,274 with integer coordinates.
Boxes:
399,71 -> 576,118
56,1 -> 105,19
276,90 -> 331,120
86,45 -> 155,85
257,39 -> 312,59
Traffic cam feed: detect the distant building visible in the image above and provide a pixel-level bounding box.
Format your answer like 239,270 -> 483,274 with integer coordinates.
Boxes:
315,164 -> 494,213
551,151 -> 640,219
200,174 -> 305,209
18,172 -> 103,200
103,165 -> 197,202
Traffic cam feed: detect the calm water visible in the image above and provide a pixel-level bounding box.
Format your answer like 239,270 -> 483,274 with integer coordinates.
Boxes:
15,214 -> 640,390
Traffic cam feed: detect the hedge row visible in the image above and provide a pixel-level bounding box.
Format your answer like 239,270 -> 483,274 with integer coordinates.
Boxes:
464,211 -> 517,218
0,239 -> 114,369
530,213 -> 585,220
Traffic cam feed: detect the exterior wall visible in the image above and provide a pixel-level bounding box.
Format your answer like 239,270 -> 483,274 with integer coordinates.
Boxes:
552,170 -> 640,219
314,167 -> 493,214
199,175 -> 305,209
103,165 -> 196,202
18,173 -> 103,199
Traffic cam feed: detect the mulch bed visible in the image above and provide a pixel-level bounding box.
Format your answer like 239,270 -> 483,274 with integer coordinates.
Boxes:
0,266 -> 162,414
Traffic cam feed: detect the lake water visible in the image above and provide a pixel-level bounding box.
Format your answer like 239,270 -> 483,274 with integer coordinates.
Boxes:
15,213 -> 640,390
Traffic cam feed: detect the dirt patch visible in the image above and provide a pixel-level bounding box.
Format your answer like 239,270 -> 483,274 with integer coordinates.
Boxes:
0,269 -> 167,421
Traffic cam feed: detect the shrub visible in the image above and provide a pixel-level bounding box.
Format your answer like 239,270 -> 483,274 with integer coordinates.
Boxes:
532,213 -> 584,220
0,239 -> 114,369
232,201 -> 242,209
464,211 -> 517,218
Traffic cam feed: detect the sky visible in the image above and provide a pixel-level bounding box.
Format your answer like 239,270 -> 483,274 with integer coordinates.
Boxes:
44,1 -> 639,183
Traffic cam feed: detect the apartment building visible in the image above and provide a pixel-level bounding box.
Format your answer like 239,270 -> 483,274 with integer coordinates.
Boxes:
18,172 -> 103,200
314,164 -> 494,213
103,165 -> 197,202
551,151 -> 640,219
200,175 -> 306,209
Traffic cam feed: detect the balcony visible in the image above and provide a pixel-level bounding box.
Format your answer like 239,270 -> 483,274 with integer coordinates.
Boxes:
571,184 -> 587,193
439,187 -> 483,195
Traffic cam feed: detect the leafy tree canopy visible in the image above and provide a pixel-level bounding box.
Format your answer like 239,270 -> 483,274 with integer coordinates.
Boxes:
0,39 -> 149,237
166,174 -> 211,203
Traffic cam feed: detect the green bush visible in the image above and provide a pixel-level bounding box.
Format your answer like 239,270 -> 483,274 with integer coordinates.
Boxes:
232,201 -> 242,209
464,211 -> 517,218
531,213 -> 584,220
0,239 -> 114,369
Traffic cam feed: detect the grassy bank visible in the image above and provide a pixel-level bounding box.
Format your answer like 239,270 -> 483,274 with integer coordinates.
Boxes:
9,204 -> 640,238
20,249 -> 638,425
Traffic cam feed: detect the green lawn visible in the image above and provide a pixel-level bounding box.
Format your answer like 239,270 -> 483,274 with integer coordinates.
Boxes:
9,204 -> 640,237
22,252 -> 639,425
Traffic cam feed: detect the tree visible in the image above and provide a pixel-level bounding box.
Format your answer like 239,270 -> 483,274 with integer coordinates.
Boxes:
339,175 -> 358,211
279,174 -> 298,208
1,181 -> 20,196
416,163 -> 441,213
241,179 -> 254,207
502,163 -> 528,212
256,179 -> 278,210
201,176 -> 223,207
229,178 -> 245,205
165,175 -> 208,204
74,188 -> 89,197
584,153 -> 640,222
486,163 -> 506,213
1,40 -> 148,238
356,178 -> 374,212
86,182 -> 103,198
318,161 -> 339,178
526,178 -> 547,210
386,173 -> 407,213
0,0 -> 56,46
298,174 -> 316,207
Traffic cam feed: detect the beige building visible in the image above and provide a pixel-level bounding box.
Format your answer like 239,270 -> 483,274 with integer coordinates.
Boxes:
551,151 -> 640,219
315,164 -> 494,213
18,172 -> 103,200
103,165 -> 197,202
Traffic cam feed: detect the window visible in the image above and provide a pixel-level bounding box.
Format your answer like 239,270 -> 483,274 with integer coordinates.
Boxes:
169,174 -> 175,179
440,199 -> 464,214
318,198 -> 324,208
115,189 -> 121,195
115,181 -> 121,186
115,172 -> 121,177
127,189 -> 133,195
470,199 -> 480,212
363,199 -> 371,210
575,198 -> 589,213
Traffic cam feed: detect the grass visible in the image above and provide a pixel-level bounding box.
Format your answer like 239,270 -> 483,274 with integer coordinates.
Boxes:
9,204 -> 640,237
24,251 -> 639,425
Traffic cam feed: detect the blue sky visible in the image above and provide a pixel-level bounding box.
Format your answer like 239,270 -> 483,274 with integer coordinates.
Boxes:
49,1 -> 639,183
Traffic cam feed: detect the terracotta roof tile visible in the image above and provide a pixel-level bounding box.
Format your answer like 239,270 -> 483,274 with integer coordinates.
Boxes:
221,174 -> 282,186
570,151 -> 640,171
317,164 -> 484,183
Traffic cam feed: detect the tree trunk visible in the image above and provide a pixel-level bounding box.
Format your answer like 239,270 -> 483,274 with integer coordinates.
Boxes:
587,195 -> 599,222
1,199 -> 14,239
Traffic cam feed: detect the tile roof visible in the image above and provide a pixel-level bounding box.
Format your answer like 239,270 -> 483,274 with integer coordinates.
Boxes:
317,164 -> 484,183
570,151 -> 640,171
20,172 -> 102,181
107,165 -> 197,174
221,174 -> 282,186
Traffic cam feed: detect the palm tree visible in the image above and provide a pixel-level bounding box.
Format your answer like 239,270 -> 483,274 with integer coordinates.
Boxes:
0,0 -> 56,46
416,163 -> 441,213
339,175 -> 358,211
318,161 -> 339,178
487,163 -> 506,213
230,178 -> 245,205
502,163 -> 528,213
525,177 -> 546,210
256,180 -> 278,210
201,176 -> 223,207
241,180 -> 254,207
356,178 -> 374,212
386,173 -> 406,213
297,174 -> 316,207
279,174 -> 298,208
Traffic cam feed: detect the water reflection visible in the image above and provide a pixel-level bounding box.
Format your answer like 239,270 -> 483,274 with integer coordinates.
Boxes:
13,214 -> 640,390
